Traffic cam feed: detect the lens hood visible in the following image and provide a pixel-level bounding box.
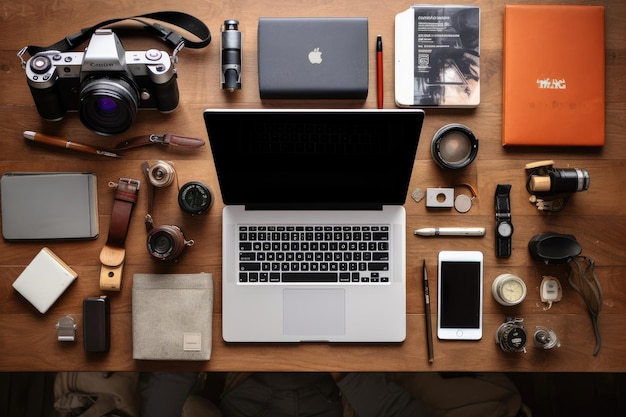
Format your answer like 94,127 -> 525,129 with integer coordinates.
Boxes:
528,233 -> 582,264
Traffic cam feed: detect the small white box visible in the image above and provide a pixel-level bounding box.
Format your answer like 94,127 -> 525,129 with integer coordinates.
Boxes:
426,187 -> 455,208
12,248 -> 78,314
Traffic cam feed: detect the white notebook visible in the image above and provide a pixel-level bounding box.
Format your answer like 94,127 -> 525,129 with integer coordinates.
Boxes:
12,247 -> 78,314
1,172 -> 99,240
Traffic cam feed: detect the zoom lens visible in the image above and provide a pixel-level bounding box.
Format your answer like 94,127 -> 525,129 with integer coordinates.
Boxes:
79,75 -> 139,135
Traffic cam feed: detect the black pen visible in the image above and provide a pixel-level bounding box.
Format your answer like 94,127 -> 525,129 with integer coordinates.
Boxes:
423,259 -> 434,363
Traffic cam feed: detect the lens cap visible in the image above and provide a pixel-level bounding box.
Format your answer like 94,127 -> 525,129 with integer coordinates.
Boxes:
178,181 -> 212,215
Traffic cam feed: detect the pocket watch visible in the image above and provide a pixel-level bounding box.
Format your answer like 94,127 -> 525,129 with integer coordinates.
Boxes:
492,273 -> 527,306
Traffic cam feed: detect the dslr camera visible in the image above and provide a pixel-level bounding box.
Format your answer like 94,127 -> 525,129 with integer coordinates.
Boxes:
25,29 -> 179,135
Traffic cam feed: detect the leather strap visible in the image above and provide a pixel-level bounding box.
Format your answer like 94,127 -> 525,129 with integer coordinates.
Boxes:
99,178 -> 140,291
114,133 -> 205,150
495,184 -> 512,217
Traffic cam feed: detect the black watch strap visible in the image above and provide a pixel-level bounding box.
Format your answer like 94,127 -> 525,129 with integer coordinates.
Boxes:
495,184 -> 512,215
495,184 -> 513,258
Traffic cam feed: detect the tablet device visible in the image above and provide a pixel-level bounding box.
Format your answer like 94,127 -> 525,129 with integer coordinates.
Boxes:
395,5 -> 480,108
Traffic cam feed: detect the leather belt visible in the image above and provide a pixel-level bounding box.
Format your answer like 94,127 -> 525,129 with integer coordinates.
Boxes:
99,178 -> 140,291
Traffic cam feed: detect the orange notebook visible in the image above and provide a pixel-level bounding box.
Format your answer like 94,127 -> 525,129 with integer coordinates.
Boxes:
502,5 -> 605,146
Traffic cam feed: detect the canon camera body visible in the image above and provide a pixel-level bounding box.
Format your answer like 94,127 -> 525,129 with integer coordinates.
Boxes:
25,29 -> 179,135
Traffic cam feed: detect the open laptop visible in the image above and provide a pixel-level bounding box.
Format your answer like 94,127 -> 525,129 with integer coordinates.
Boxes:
204,109 -> 425,342
257,18 -> 369,99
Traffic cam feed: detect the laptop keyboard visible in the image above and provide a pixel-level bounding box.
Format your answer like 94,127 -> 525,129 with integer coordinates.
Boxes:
238,225 -> 391,284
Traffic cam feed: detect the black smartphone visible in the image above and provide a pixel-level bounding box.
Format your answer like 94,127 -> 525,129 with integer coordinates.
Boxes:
83,296 -> 110,352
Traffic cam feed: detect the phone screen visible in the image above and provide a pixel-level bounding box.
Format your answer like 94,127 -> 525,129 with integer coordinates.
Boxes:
439,261 -> 481,329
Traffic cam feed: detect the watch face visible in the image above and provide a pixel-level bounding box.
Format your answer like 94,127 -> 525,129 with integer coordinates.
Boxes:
501,279 -> 524,302
492,273 -> 526,306
497,221 -> 513,237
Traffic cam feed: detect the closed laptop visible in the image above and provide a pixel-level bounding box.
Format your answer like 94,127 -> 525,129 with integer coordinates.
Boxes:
258,17 -> 369,99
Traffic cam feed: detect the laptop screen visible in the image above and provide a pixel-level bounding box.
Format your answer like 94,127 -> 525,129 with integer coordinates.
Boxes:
204,109 -> 424,210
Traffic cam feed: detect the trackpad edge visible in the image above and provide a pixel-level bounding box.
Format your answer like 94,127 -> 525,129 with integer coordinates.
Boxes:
283,288 -> 345,338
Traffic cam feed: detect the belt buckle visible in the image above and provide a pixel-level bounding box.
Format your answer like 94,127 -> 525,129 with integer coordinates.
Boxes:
119,177 -> 141,190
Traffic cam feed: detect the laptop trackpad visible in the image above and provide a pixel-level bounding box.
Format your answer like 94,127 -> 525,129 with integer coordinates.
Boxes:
283,289 -> 345,339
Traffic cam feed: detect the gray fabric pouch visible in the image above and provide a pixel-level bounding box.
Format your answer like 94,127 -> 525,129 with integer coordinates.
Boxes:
132,273 -> 213,360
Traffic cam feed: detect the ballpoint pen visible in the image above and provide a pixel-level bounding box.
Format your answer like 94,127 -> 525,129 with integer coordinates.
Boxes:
423,259 -> 434,363
415,227 -> 486,237
23,131 -> 121,158
376,34 -> 383,109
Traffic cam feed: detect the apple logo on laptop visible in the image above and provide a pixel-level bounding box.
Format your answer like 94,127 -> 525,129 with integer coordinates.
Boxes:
308,48 -> 323,64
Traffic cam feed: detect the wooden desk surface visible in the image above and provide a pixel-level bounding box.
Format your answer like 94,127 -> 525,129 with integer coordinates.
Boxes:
1,0 -> 625,372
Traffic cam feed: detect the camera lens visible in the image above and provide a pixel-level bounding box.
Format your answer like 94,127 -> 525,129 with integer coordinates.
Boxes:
152,232 -> 174,255
146,225 -> 190,261
96,97 -> 118,113
431,124 -> 478,169
79,75 -> 139,135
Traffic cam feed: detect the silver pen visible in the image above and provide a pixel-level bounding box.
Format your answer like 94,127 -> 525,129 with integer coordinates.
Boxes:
414,227 -> 485,237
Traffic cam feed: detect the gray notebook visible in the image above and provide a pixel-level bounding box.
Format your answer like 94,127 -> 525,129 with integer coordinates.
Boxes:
1,172 -> 98,240
132,273 -> 213,361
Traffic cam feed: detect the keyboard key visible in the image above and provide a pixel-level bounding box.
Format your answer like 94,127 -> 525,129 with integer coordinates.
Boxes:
282,272 -> 338,283
368,262 -> 389,271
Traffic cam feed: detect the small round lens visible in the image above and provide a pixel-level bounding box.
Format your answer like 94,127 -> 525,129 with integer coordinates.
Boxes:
152,232 -> 174,255
147,225 -> 188,261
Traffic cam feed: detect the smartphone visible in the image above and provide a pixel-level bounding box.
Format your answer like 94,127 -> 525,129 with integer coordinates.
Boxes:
437,251 -> 483,340
83,296 -> 110,352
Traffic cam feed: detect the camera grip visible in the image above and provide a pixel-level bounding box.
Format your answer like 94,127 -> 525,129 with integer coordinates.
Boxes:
29,84 -> 65,121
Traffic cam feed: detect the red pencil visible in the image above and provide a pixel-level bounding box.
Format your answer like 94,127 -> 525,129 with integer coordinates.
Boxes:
376,35 -> 383,109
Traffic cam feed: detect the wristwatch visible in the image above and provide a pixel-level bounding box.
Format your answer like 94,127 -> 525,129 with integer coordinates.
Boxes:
495,184 -> 514,258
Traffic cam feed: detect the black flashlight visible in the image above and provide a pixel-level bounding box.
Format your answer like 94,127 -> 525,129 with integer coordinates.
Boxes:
221,19 -> 242,91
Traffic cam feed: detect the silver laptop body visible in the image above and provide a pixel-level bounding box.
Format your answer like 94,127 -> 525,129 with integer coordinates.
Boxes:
204,109 -> 425,342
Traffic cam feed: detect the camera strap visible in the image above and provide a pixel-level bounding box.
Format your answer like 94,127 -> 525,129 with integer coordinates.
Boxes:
18,11 -> 211,64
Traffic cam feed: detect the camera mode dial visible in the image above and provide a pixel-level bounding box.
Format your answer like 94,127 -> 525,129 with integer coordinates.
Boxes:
30,55 -> 52,74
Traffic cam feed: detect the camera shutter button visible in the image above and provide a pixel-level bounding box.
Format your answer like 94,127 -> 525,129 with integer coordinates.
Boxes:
145,49 -> 162,61
30,56 -> 51,74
